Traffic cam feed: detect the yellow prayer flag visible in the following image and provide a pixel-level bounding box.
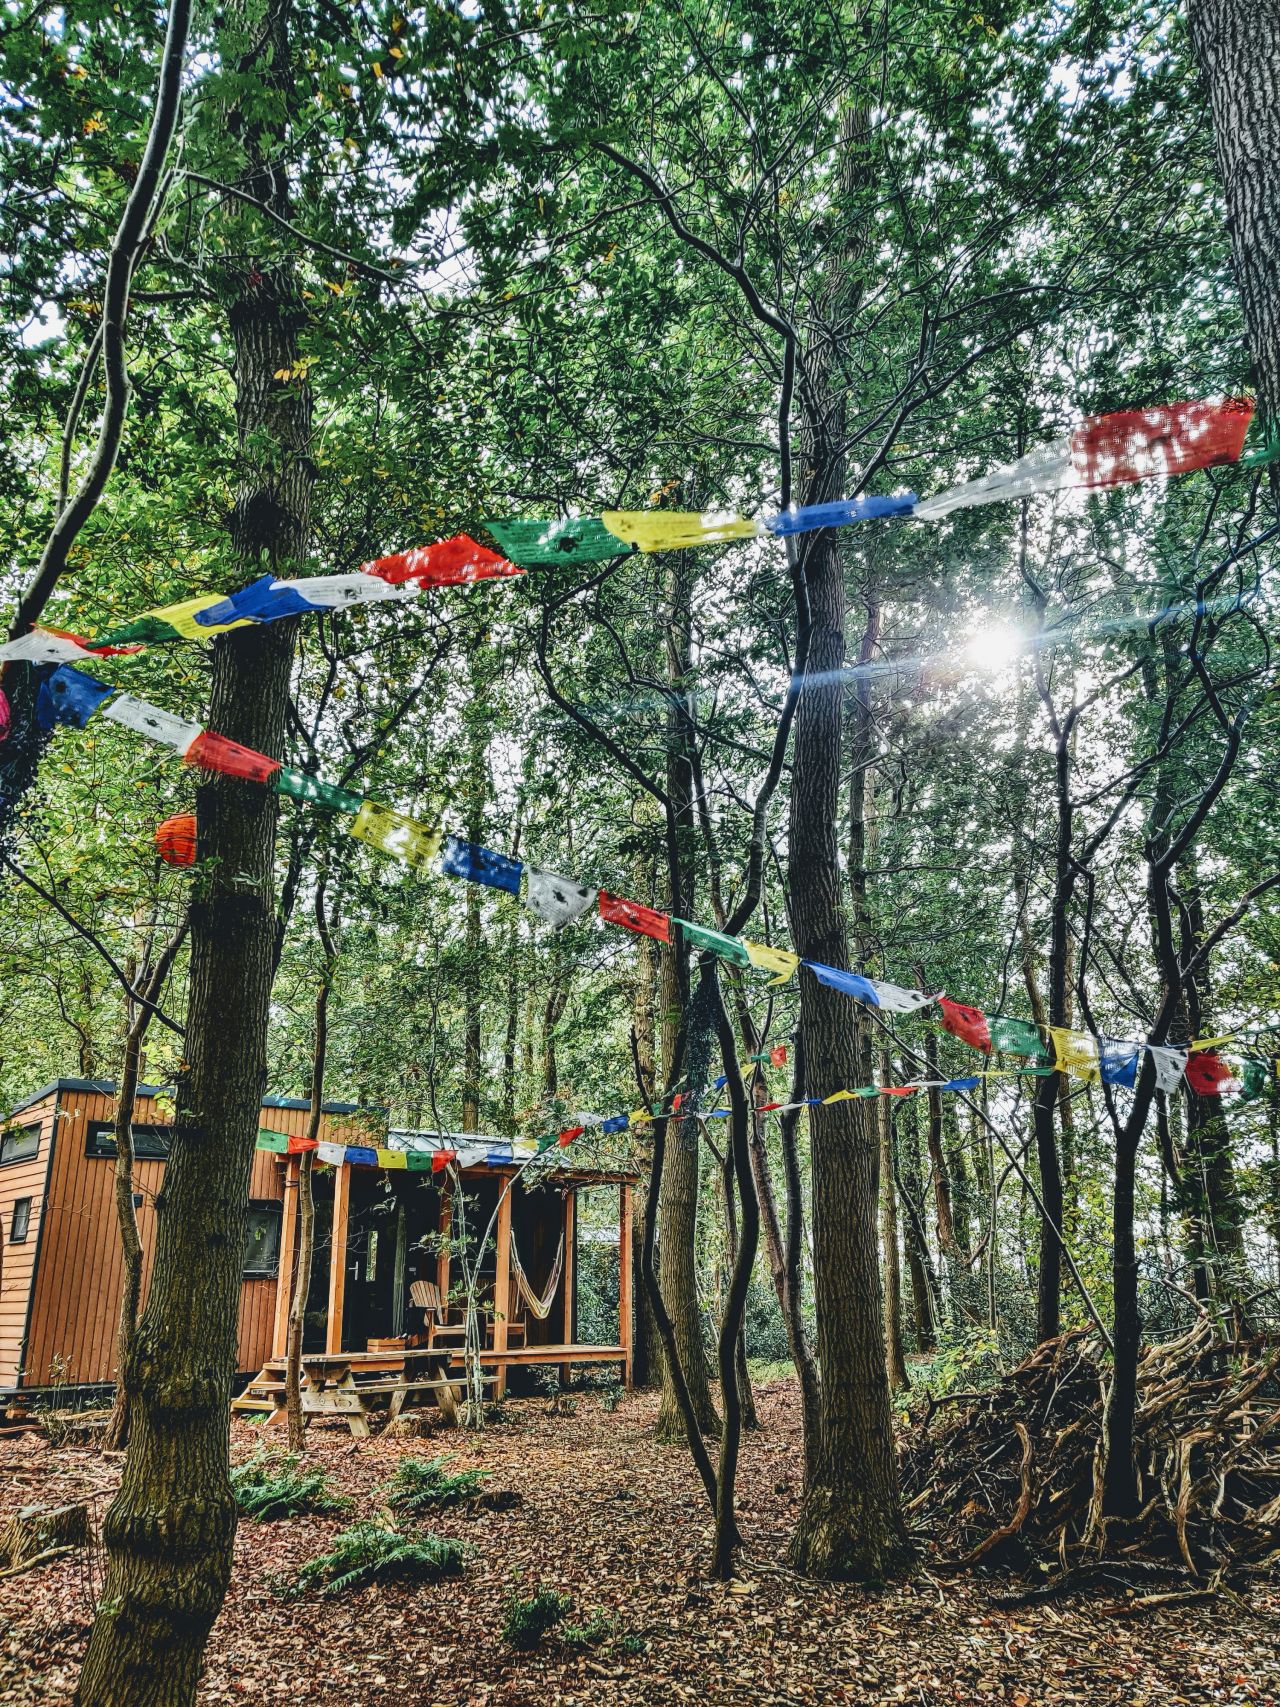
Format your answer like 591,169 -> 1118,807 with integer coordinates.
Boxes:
348,799 -> 443,871
1049,1027 -> 1100,1082
1189,1034 -> 1232,1051
628,1109 -> 651,1126
822,1089 -> 857,1104
145,594 -> 257,639
601,510 -> 761,553
744,939 -> 801,986
376,1148 -> 407,1169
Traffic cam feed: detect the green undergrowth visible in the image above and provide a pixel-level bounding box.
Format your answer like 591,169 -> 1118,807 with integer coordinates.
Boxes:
291,1522 -> 467,1597
231,1451 -> 349,1521
380,1454 -> 489,1514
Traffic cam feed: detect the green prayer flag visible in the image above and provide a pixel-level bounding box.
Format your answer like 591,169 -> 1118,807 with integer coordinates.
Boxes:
91,614 -> 185,647
1241,1060 -> 1270,1101
989,1016 -> 1048,1058
483,516 -> 634,566
256,1129 -> 290,1153
676,919 -> 752,967
275,766 -> 363,814
536,1134 -> 557,1153
404,1150 -> 437,1171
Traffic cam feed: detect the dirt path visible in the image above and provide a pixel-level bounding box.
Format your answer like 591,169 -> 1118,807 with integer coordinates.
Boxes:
2,1379 -> 1276,1704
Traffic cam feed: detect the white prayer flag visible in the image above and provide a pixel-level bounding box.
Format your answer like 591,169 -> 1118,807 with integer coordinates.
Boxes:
0,630 -> 93,665
914,440 -> 1073,521
281,574 -> 421,608
869,980 -> 936,1013
524,866 -> 596,927
101,694 -> 202,754
1147,1045 -> 1188,1093
316,1141 -> 347,1166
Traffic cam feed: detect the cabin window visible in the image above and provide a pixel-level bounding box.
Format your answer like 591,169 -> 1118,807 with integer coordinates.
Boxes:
0,1124 -> 39,1166
11,1198 -> 31,1242
243,1202 -> 282,1276
85,1121 -> 172,1161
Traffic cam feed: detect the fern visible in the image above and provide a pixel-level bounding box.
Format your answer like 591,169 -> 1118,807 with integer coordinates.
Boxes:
382,1454 -> 490,1514
295,1522 -> 466,1597
502,1588 -> 570,1649
231,1452 -> 348,1522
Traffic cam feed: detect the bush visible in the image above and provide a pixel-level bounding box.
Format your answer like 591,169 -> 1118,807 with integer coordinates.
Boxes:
502,1588 -> 570,1648
293,1522 -> 466,1597
381,1455 -> 488,1515
231,1452 -> 349,1521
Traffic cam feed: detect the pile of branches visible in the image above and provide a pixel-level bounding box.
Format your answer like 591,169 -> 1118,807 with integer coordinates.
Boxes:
899,1322 -> 1280,1595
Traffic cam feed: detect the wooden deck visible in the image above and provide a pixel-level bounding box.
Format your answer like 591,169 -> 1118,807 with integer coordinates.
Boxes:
464,1344 -> 626,1367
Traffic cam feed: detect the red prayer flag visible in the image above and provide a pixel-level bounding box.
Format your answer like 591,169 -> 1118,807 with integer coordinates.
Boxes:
759,1100 -> 783,1112
1070,398 -> 1253,489
939,998 -> 992,1052
556,1125 -> 585,1149
183,730 -> 282,785
287,1136 -> 318,1153
45,625 -> 145,657
599,890 -> 672,943
1185,1051 -> 1236,1096
362,534 -> 523,587
880,1086 -> 918,1097
769,1044 -> 787,1067
432,1149 -> 457,1173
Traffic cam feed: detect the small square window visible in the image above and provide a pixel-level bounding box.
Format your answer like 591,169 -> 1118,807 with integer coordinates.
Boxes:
0,1125 -> 39,1166
11,1198 -> 32,1242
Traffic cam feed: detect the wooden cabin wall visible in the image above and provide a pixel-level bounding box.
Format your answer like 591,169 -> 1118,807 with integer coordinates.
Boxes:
0,1093 -> 59,1389
19,1090 -> 349,1390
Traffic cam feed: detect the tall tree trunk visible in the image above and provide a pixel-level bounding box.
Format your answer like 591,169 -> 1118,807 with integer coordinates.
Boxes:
105,918 -> 188,1452
78,6 -> 312,1696
286,878 -> 336,1452
896,1112 -> 938,1353
629,910 -> 661,1387
878,1079 -> 910,1392
1188,0 -> 1280,429
461,722 -> 485,1133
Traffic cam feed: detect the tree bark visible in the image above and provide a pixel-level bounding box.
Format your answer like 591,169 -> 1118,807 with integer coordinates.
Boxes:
78,5 -> 312,1696
878,1078 -> 910,1393
1188,0 -> 1280,428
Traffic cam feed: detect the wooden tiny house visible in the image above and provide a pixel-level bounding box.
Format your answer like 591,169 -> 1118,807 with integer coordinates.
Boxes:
1,1079 -> 635,1405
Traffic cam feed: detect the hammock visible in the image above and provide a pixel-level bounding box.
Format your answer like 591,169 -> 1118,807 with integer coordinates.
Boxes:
509,1225 -> 565,1320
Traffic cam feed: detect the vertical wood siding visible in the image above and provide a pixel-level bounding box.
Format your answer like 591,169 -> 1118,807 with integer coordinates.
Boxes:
0,1094 -> 59,1389
20,1089 -> 307,1390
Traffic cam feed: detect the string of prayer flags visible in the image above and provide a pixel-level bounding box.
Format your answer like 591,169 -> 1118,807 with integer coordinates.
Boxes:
677,918 -> 752,966
1100,1040 -> 1141,1088
915,398 -> 1254,521
524,867 -> 597,927
362,535 -> 520,588
1185,1051 -> 1238,1096
601,510 -> 761,553
439,835 -> 523,895
1148,1045 -> 1189,1093
763,495 -> 918,535
598,890 -> 671,943
803,961 -> 880,1004
1050,1027 -> 1100,1081
36,665 -> 115,729
744,940 -> 801,985
195,575 -> 329,627
482,516 -> 633,566
138,593 -> 259,641
275,767 -> 364,813
939,998 -> 992,1052
989,1016 -> 1049,1058
869,979 -> 935,1013
184,731 -> 282,786
348,799 -> 443,871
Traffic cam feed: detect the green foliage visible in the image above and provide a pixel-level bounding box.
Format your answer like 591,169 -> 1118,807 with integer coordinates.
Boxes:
293,1523 -> 466,1598
230,1452 -> 349,1522
502,1588 -> 571,1649
381,1455 -> 488,1515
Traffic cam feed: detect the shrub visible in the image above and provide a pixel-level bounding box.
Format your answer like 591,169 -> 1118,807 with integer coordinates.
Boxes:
502,1588 -> 570,1648
381,1454 -> 489,1514
294,1522 -> 466,1597
231,1452 -> 348,1521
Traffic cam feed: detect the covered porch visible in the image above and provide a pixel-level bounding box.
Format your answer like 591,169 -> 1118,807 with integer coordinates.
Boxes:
239,1146 -> 634,1421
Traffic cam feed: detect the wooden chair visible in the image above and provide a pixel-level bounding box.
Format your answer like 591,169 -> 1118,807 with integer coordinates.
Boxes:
408,1280 -> 467,1350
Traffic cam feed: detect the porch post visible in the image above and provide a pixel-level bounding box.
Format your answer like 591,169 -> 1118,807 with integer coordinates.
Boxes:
619,1181 -> 634,1388
437,1182 -> 452,1301
493,1176 -> 513,1397
271,1157 -> 300,1358
326,1162 -> 350,1354
559,1188 -> 576,1386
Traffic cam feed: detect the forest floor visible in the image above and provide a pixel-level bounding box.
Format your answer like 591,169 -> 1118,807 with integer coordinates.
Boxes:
2,1375 -> 1278,1706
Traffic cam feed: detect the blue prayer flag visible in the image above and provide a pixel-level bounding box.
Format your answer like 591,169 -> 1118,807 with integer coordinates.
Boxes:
802,961 -> 880,1005
1100,1041 -> 1139,1088
944,1077 -> 981,1092
345,1145 -> 379,1166
713,1074 -> 728,1090
485,1144 -> 514,1165
194,575 -> 328,627
37,665 -> 116,730
601,1114 -> 629,1134
438,834 -> 523,895
763,495 -> 918,536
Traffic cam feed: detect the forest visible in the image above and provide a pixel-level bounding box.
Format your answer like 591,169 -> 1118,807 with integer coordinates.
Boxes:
0,0 -> 1278,1702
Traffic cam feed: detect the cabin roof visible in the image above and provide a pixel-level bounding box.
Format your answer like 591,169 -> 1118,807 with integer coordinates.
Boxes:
3,1078 -> 362,1122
